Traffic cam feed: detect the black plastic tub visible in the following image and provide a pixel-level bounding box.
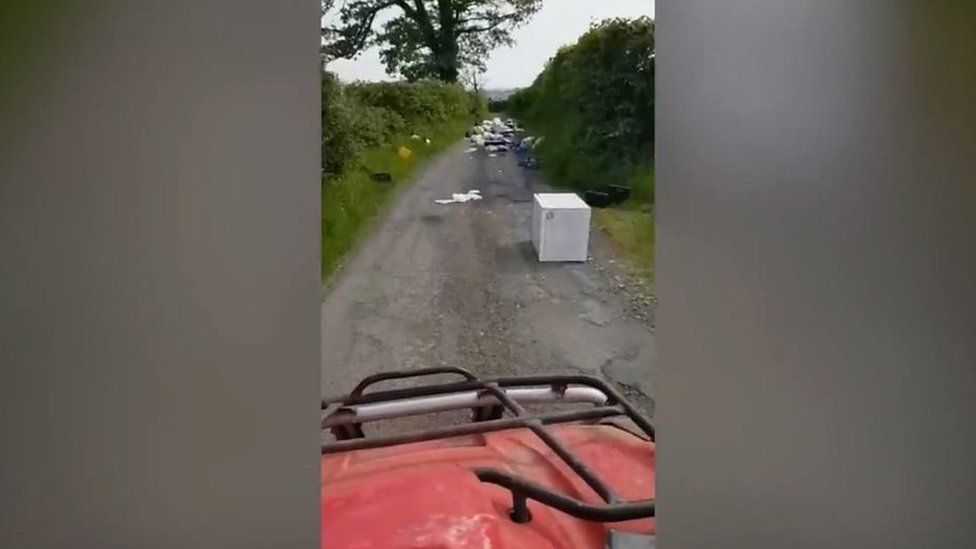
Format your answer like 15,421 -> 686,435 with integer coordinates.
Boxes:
583,190 -> 613,208
370,172 -> 393,183
607,184 -> 631,204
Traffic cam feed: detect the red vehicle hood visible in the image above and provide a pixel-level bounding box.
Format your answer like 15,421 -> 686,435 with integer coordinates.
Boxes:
321,423 -> 655,549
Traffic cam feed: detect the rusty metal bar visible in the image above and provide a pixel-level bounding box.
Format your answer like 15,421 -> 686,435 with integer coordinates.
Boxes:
347,366 -> 477,398
321,385 -> 610,429
320,370 -> 656,524
479,382 -> 621,503
321,405 -> 623,455
322,378 -> 481,407
494,375 -> 655,441
474,468 -> 654,522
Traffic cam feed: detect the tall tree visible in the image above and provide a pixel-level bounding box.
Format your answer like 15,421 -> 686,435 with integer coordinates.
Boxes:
322,0 -> 541,83
320,0 -> 337,68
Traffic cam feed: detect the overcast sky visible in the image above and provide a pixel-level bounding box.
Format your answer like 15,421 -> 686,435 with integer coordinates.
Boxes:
326,0 -> 655,89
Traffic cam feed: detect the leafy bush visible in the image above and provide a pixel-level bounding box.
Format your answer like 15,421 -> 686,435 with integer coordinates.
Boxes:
321,72 -> 361,177
352,105 -> 406,148
322,74 -> 486,178
345,80 -> 480,127
321,117 -> 471,280
320,74 -> 485,280
508,17 -> 654,200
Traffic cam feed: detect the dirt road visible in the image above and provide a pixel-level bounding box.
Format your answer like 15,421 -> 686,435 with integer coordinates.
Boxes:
321,140 -> 656,422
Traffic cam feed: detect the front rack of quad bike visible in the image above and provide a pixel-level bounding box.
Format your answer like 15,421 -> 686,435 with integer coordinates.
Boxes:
321,367 -> 655,524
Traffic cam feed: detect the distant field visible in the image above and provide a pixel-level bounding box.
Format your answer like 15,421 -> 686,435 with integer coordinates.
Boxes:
481,88 -> 519,101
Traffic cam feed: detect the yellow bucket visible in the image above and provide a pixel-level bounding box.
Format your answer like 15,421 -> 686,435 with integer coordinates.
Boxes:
397,146 -> 412,160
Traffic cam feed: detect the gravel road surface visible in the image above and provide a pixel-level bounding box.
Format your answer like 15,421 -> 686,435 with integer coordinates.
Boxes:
322,140 -> 656,431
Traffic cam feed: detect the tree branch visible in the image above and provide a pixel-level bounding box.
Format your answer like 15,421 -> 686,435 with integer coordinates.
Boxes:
408,0 -> 440,51
324,0 -> 405,58
456,11 -> 518,33
393,0 -> 415,17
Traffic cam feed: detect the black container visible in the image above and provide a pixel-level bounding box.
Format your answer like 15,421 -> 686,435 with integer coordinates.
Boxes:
607,184 -> 631,204
584,190 -> 613,208
370,172 -> 393,183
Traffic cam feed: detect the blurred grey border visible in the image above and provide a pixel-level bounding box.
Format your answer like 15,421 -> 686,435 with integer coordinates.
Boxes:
656,1 -> 976,547
3,1 -> 975,548
1,1 -> 320,547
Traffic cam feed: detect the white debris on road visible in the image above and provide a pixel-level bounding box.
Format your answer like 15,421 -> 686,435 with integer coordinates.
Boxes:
468,118 -> 519,153
434,190 -> 482,204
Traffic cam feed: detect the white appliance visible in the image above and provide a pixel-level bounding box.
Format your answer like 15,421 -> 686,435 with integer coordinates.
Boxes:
531,193 -> 591,262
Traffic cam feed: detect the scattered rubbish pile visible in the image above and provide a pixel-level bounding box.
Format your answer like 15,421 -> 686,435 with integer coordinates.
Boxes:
435,189 -> 482,205
468,117 -> 516,153
515,136 -> 542,169
467,117 -> 542,169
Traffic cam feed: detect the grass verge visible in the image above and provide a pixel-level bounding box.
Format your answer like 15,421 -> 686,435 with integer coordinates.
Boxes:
594,203 -> 654,282
322,117 -> 470,283
592,166 -> 654,282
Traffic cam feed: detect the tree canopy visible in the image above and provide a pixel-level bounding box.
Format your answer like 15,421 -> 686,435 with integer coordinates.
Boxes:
507,17 -> 654,194
322,0 -> 541,82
